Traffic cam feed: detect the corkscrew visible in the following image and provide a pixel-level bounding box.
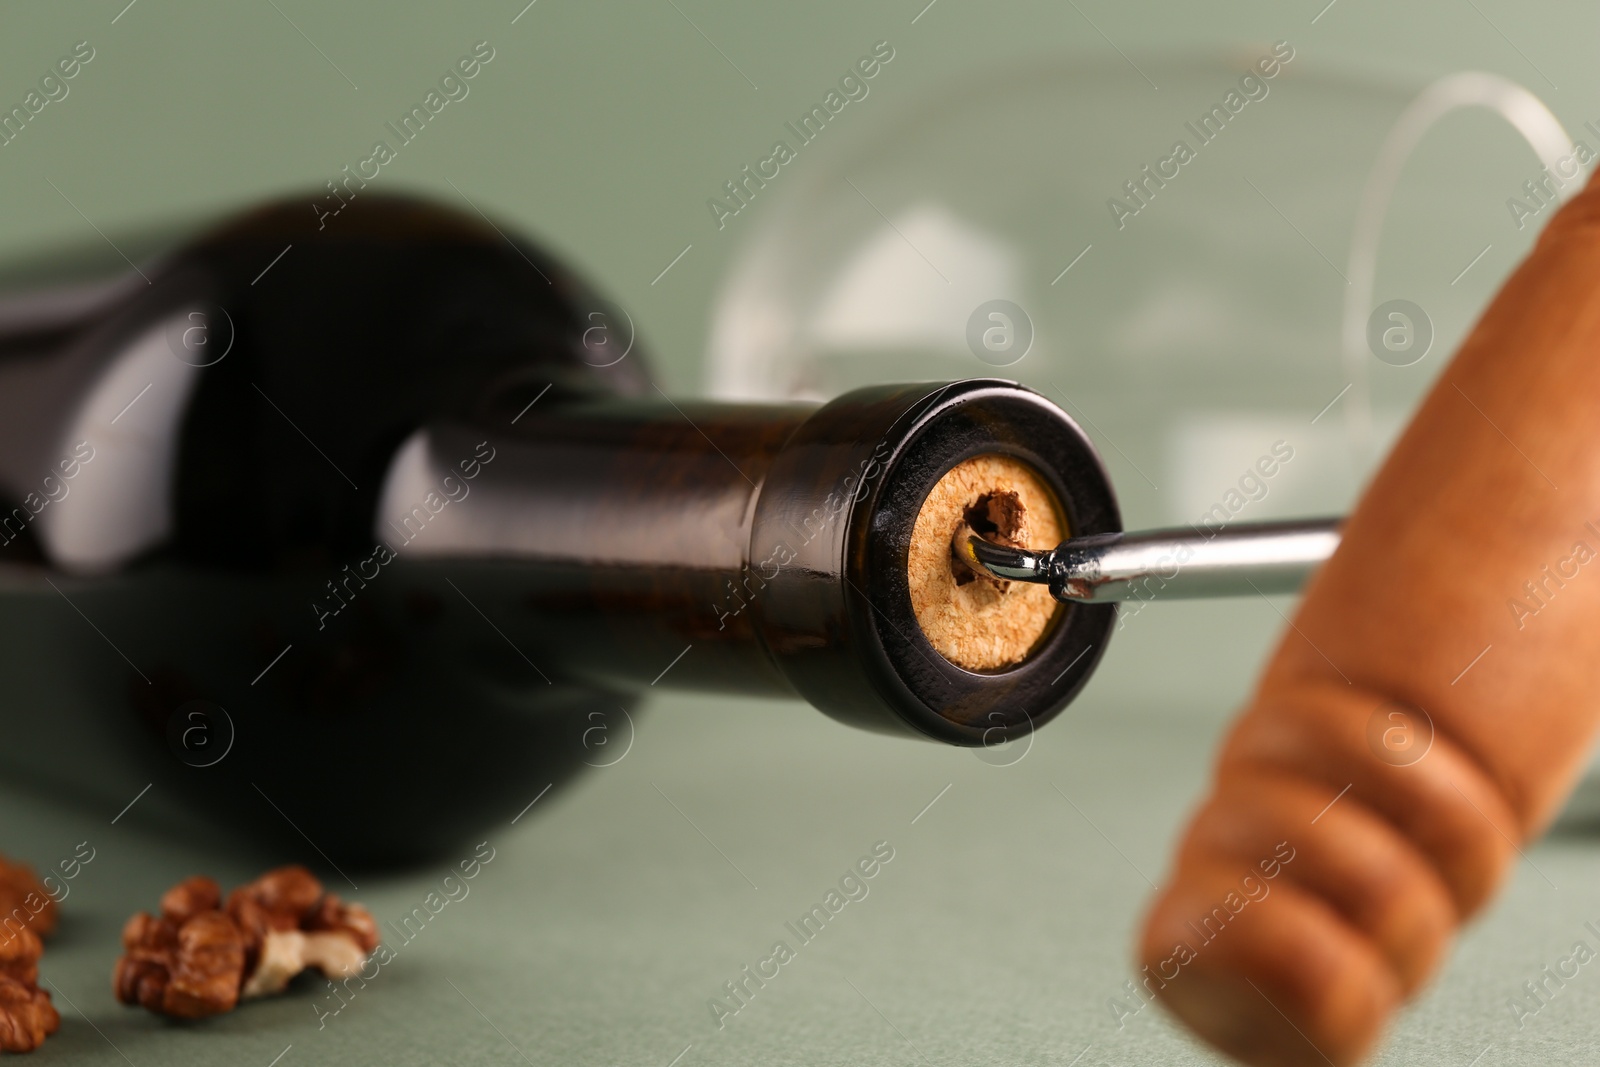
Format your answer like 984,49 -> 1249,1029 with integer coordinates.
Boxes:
953,518 -> 1343,602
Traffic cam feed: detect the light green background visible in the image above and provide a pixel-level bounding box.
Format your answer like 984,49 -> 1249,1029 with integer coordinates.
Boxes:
2,2 -> 1599,1065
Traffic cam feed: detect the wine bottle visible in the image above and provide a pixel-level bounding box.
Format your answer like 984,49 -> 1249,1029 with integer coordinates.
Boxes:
0,193 -> 1118,865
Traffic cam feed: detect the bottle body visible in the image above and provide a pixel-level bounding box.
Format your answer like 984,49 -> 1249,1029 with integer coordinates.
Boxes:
0,194 -> 649,865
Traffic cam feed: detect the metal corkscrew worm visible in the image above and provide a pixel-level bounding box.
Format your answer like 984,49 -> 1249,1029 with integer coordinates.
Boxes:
953,518 -> 1343,603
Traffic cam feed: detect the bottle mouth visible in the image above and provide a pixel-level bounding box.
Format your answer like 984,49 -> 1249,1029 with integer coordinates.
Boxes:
748,379 -> 1123,747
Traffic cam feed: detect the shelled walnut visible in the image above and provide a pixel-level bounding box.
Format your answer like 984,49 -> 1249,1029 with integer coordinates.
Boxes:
114,866 -> 379,1019
0,928 -> 57,1053
0,855 -> 61,1054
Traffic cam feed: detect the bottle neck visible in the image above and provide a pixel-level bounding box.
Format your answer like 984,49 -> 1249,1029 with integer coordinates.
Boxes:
375,395 -> 815,696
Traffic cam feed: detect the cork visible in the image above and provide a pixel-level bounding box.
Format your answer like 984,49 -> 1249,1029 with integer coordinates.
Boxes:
908,454 -> 1065,671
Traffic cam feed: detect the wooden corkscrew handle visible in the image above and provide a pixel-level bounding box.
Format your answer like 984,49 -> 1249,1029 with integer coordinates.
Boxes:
1139,172 -> 1600,1066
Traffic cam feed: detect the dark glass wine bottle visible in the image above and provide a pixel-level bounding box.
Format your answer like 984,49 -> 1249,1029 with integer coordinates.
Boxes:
0,194 -> 1118,866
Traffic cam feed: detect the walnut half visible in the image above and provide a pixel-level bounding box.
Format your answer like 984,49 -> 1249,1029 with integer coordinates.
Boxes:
0,928 -> 58,1052
114,866 -> 379,1019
